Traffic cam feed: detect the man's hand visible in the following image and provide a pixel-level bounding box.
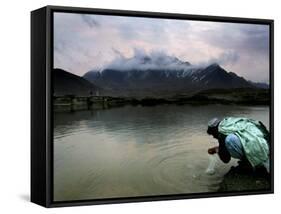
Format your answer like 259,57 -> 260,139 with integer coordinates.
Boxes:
208,146 -> 219,155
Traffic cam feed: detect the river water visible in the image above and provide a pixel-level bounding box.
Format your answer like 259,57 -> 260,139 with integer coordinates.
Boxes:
53,104 -> 269,201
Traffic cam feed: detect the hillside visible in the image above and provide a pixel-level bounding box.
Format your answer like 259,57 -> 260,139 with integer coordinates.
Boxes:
83,53 -> 267,97
53,68 -> 98,96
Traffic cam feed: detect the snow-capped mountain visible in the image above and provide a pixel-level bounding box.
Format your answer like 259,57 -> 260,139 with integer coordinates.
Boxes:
83,53 -> 264,97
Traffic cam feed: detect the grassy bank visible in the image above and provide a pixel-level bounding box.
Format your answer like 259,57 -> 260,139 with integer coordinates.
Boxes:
53,88 -> 269,112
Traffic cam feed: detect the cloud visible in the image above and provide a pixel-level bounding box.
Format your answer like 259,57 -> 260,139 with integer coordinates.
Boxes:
103,48 -> 231,72
205,50 -> 239,66
105,48 -> 190,71
111,47 -> 125,58
53,12 -> 270,83
104,48 -> 224,71
199,23 -> 269,56
80,14 -> 100,28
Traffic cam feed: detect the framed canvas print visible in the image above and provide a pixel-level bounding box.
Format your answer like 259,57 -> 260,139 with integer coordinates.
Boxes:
31,5 -> 274,207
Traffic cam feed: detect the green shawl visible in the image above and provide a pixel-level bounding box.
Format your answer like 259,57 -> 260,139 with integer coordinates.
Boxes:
218,117 -> 269,167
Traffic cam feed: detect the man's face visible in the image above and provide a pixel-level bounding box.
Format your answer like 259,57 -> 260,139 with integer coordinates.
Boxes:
211,132 -> 219,139
207,127 -> 219,139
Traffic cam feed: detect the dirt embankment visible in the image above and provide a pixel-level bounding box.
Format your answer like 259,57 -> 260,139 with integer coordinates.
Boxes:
219,161 -> 271,192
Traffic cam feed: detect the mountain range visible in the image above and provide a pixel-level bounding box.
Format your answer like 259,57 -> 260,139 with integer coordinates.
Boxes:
53,53 -> 268,97
82,54 -> 268,97
53,68 -> 98,96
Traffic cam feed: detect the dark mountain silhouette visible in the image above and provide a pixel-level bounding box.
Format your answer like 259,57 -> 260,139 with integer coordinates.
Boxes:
53,68 -> 98,96
249,81 -> 269,89
83,54 -> 264,97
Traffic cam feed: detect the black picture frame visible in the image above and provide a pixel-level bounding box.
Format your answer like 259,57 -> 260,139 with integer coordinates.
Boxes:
31,5 -> 274,208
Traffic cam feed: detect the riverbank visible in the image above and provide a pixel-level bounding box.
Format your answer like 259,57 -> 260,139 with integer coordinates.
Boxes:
218,161 -> 270,192
53,88 -> 269,112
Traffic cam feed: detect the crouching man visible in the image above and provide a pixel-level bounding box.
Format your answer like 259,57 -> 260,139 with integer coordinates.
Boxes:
207,117 -> 270,173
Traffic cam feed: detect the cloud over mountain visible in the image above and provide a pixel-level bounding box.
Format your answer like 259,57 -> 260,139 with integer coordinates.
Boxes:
100,48 -> 239,72
83,52 -> 261,97
54,12 -> 269,83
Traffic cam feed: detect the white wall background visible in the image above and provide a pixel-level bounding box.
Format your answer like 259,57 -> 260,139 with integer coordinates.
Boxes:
0,0 -> 279,212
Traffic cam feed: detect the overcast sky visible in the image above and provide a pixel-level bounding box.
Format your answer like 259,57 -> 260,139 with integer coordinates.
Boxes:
54,12 -> 270,83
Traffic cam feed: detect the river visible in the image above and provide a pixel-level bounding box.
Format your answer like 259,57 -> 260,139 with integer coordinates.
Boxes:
53,104 -> 269,201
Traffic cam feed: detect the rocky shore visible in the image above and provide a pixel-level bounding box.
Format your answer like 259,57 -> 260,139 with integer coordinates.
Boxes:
219,161 -> 270,192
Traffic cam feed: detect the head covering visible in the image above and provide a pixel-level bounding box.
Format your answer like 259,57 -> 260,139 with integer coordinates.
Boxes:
208,118 -> 220,128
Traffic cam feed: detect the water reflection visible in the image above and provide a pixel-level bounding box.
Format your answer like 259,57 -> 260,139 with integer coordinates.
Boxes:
54,104 -> 269,201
